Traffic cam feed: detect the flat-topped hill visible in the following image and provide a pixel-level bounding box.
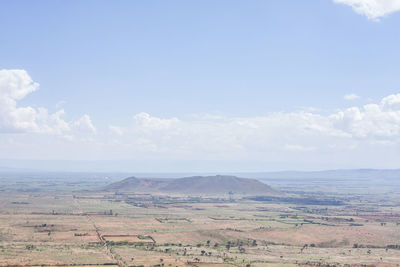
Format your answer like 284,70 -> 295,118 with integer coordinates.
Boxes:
103,175 -> 276,195
103,177 -> 169,192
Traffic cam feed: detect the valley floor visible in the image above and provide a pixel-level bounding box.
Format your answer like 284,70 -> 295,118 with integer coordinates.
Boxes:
1,176 -> 400,266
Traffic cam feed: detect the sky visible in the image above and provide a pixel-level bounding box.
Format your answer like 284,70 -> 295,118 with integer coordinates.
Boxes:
1,0 -> 400,172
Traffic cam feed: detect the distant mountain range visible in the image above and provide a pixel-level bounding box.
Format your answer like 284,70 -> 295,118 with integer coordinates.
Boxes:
241,169 -> 400,180
103,175 -> 277,195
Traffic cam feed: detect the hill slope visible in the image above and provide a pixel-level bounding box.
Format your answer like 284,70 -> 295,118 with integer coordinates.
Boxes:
103,177 -> 170,192
103,175 -> 276,195
162,175 -> 276,194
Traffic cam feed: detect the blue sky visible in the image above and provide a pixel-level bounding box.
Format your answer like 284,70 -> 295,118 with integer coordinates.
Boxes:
1,0 -> 400,171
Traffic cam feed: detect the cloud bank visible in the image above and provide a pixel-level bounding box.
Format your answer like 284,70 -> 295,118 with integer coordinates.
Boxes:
108,93 -> 400,156
333,0 -> 400,20
1,69 -> 400,169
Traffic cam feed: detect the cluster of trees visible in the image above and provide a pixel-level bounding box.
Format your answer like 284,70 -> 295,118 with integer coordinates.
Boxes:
224,239 -> 258,250
386,244 -> 400,249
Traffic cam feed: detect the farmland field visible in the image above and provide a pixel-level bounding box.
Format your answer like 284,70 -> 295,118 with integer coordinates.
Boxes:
0,174 -> 400,266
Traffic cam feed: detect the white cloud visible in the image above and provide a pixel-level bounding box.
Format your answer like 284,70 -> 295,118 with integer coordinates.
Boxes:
381,93 -> 400,110
331,94 -> 400,138
133,112 -> 179,130
73,114 -> 97,134
0,69 -> 40,132
104,94 -> 400,160
333,0 -> 400,20
109,125 -> 124,136
0,69 -> 95,136
344,93 -> 360,100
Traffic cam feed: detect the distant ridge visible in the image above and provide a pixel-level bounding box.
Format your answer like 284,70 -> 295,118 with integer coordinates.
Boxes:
103,175 -> 277,195
240,169 -> 400,180
103,177 -> 169,192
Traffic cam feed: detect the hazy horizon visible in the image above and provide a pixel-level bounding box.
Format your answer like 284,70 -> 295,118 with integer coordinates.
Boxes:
1,159 -> 400,174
